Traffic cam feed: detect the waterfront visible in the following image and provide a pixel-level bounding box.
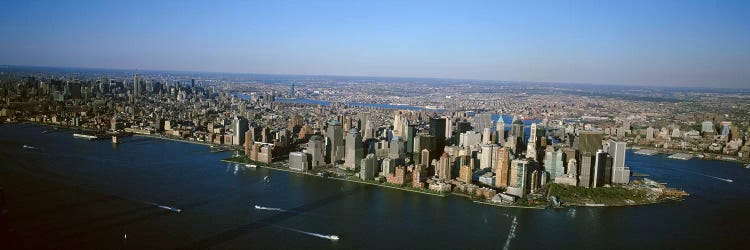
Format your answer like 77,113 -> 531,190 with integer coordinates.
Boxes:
2,123 -> 750,249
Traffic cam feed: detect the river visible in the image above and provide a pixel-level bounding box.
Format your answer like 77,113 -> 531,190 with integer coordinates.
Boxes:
0,123 -> 748,249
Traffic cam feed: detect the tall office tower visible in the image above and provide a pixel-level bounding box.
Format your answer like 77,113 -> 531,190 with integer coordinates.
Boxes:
496,119 -> 506,144
578,131 -> 603,155
429,117 -> 446,157
529,123 -> 538,144
643,127 -> 655,141
494,147 -> 510,188
525,138 -> 537,161
483,127 -> 492,144
344,128 -> 364,170
406,124 -> 417,154
701,121 -> 715,133
544,147 -> 564,178
360,154 -> 377,180
459,131 -> 482,147
389,136 -> 406,160
232,116 -> 249,146
357,112 -> 371,130
459,165 -> 472,183
456,121 -> 472,134
421,149 -> 430,168
133,74 -> 141,97
289,152 -> 310,172
381,157 -> 396,176
567,158 -> 578,176
437,152 -> 452,180
508,159 -> 529,197
578,152 -> 594,188
326,120 -> 345,163
720,123 -> 731,140
592,149 -> 612,187
393,113 -> 405,137
609,140 -> 630,184
191,78 -> 195,88
511,119 -> 524,147
289,82 -> 295,97
307,135 -> 325,168
480,144 -> 495,169
473,113 -> 494,132
445,118 -> 453,138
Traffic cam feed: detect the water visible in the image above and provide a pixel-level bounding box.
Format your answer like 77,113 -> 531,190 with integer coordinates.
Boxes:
1,123 -> 749,249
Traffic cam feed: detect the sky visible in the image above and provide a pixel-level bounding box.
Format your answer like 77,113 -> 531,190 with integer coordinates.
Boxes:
1,0 -> 749,88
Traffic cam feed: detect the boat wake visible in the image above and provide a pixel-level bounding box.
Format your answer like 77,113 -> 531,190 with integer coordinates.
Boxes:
145,202 -> 181,212
502,216 -> 518,250
254,205 -> 286,212
272,224 -> 339,241
684,170 -> 733,183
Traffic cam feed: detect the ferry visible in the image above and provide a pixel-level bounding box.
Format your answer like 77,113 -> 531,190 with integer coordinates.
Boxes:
73,133 -> 102,140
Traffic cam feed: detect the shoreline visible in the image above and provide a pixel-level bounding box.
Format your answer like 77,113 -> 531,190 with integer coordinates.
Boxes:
15,122 -> 690,209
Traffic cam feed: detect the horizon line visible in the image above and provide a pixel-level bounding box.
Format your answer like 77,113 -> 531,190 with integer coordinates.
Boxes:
2,64 -> 747,90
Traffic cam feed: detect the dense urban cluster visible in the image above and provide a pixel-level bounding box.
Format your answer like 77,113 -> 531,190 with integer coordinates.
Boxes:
1,68 -> 741,205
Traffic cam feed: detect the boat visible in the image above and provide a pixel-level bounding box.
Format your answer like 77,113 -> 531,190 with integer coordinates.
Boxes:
264,176 -> 270,182
328,235 -> 340,241
745,164 -> 750,169
22,145 -> 37,150
245,164 -> 257,168
73,133 -> 102,140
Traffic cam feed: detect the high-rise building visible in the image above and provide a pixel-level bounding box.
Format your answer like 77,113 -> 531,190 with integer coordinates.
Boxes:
473,113 -> 494,133
544,147 -> 564,178
360,153 -> 377,180
429,117 -> 446,156
609,140 -> 630,184
578,131 -> 603,155
389,136 -> 406,161
578,152 -> 594,188
702,121 -> 715,133
326,120 -> 345,163
406,124 -> 417,153
480,144 -> 495,170
646,127 -> 655,140
381,157 -> 396,176
445,118 -> 453,138
507,159 -> 529,197
232,116 -> 249,146
133,74 -> 141,97
344,128 -> 364,170
437,152 -> 452,180
592,149 -> 611,187
307,135 -> 325,168
289,152 -> 310,172
496,119 -> 506,144
459,165 -> 472,183
495,147 -> 510,188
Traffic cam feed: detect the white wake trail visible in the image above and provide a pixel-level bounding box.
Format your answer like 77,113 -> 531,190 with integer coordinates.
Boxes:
272,224 -> 339,241
503,216 -> 518,250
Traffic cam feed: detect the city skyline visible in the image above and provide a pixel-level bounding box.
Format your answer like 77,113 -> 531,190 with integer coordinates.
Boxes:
1,0 -> 749,88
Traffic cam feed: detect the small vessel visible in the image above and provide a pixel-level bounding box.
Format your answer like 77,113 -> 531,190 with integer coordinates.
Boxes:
246,164 -> 257,168
264,176 -> 270,182
328,235 -> 340,241
22,145 -> 36,150
745,164 -> 750,169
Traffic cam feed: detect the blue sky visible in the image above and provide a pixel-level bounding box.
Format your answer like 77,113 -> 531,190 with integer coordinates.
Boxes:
1,0 -> 749,88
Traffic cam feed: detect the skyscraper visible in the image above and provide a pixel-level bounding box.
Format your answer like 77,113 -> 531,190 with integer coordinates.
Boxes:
307,135 -> 325,168
507,159 -> 529,197
579,152 -> 594,188
326,120 -> 345,163
494,147 -> 510,188
344,128 -> 364,170
592,149 -> 611,187
437,152 -> 452,180
544,147 -> 564,178
578,131 -> 603,155
360,153 -> 377,180
232,116 -> 249,146
429,117 -> 446,158
609,140 -> 630,184
480,144 -> 495,170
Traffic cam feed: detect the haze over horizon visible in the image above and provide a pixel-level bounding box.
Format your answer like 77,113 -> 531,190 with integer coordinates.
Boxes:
1,0 -> 749,88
